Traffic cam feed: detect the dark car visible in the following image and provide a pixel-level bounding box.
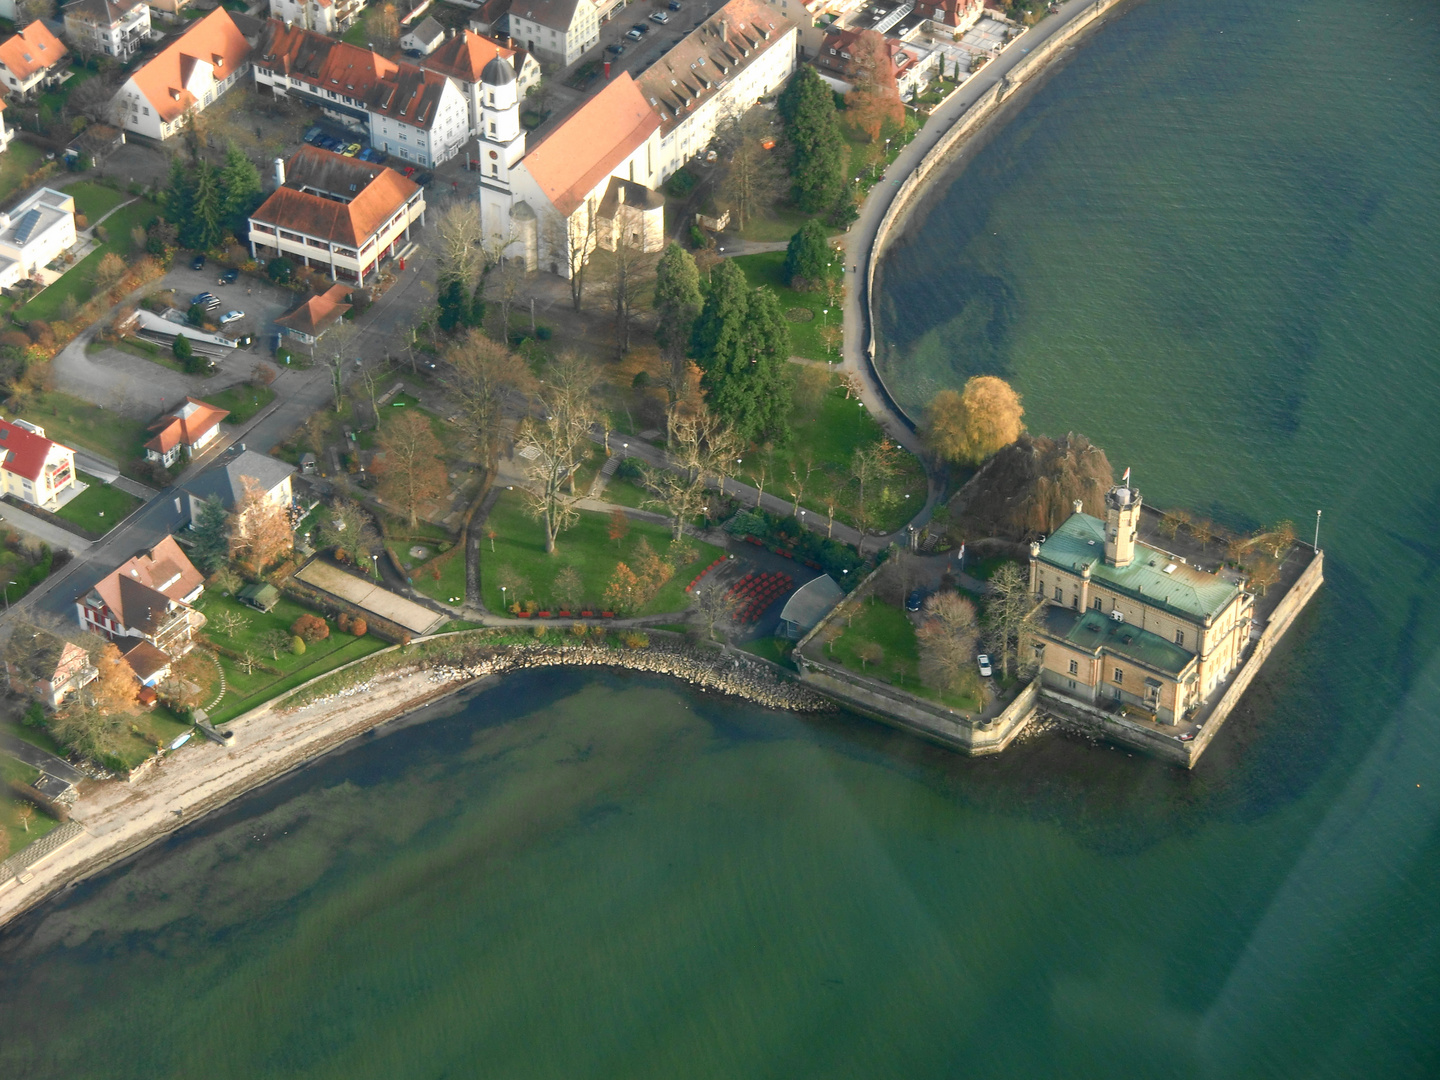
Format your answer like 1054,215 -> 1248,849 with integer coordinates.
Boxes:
632,22 -> 649,34
192,292 -> 220,310
607,42 -> 626,54
219,268 -> 239,285
303,125 -> 323,144
668,1 -> 682,9
191,254 -> 205,271
906,590 -> 924,613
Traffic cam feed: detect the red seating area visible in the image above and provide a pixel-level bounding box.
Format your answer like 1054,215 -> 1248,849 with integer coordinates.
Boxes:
727,571 -> 793,624
684,558 -> 729,593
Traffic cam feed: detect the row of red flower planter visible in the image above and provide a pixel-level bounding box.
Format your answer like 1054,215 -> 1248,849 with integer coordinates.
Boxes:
738,536 -> 825,572
684,557 -> 731,594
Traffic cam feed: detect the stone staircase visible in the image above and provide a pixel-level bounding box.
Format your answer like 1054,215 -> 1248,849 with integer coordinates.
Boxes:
588,454 -> 622,498
0,821 -> 85,886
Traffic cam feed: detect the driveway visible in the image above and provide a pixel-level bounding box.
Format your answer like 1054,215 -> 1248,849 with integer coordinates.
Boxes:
0,733 -> 83,786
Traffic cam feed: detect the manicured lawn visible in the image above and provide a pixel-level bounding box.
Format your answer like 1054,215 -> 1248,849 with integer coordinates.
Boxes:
732,250 -> 843,363
19,197 -> 161,322
204,383 -> 277,424
53,472 -> 142,534
12,389 -> 150,468
740,636 -> 795,666
734,205 -> 840,244
408,545 -> 467,603
65,179 -> 127,223
480,490 -> 724,616
734,371 -> 927,534
0,718 -> 64,757
112,708 -> 195,771
0,140 -> 45,205
0,765 -> 61,859
825,596 -> 982,712
193,592 -> 386,724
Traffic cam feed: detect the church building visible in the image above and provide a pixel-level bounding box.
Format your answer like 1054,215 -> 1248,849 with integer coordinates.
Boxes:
1026,476 -> 1254,726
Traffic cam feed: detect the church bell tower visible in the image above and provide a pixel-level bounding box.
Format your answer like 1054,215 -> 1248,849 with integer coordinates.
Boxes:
1104,471 -> 1141,568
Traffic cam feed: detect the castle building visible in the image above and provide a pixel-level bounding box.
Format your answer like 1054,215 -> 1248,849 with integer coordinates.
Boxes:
1026,476 -> 1254,726
477,0 -> 796,277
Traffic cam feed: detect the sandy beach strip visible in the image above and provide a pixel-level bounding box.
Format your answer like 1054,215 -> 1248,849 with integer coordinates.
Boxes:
0,666 -> 459,931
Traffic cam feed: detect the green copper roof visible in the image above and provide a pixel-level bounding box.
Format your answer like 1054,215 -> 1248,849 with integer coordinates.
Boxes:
1036,513 -> 1242,623
1042,608 -> 1195,677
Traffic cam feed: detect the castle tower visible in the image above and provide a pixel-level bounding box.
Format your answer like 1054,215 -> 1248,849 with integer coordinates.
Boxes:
1104,471 -> 1141,568
478,56 -> 525,192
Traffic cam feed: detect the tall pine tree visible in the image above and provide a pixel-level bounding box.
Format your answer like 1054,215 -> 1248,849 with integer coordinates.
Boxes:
778,67 -> 845,214
189,496 -> 231,573
220,145 -> 263,233
653,243 -> 703,405
164,158 -> 194,239
186,160 -> 224,252
690,260 -> 792,444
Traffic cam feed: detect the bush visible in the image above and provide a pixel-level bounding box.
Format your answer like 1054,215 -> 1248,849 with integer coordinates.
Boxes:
664,167 -> 698,197
291,635 -> 306,655
350,618 -> 367,637
337,611 -> 351,633
616,457 -> 646,482
267,256 -> 295,283
291,613 -> 330,642
621,631 -> 650,649
535,325 -> 552,341
689,224 -> 708,249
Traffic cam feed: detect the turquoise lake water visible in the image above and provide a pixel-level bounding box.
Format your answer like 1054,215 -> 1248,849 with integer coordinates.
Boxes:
3,0 -> 1440,1074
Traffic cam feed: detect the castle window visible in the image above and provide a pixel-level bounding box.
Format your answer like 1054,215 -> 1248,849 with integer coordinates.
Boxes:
1175,629 -> 1184,646
1093,597 -> 1102,611
1068,660 -> 1078,675
1054,586 -> 1062,602
1114,668 -> 1123,684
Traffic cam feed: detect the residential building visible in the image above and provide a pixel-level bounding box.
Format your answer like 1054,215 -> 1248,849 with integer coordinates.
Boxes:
268,0 -> 365,36
61,0 -> 151,63
0,21 -> 70,100
466,0 -> 512,36
253,21 -> 470,166
248,146 -> 425,285
180,448 -> 296,526
0,93 -> 12,154
635,0 -> 797,182
401,15 -> 446,55
120,639 -> 172,687
1026,480 -> 1255,726
479,0 -> 795,277
146,0 -> 196,22
112,8 -> 253,141
144,396 -> 230,468
275,282 -> 352,345
506,0 -> 598,68
0,416 -> 77,510
421,28 -> 540,136
75,535 -> 207,656
815,24 -> 935,98
915,0 -> 983,29
0,187 -> 78,291
4,632 -> 97,711
593,177 -> 664,253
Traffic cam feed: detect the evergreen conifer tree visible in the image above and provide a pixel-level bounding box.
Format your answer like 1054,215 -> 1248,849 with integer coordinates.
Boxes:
220,145 -> 263,232
189,496 -> 231,573
690,260 -> 792,443
653,243 -> 703,406
778,67 -> 845,213
164,158 -> 194,240
187,161 -> 224,251
783,219 -> 832,287
437,278 -> 470,332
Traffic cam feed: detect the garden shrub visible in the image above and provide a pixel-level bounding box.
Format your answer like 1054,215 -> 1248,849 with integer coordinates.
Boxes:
291,636 -> 306,655
291,613 -> 330,642
350,618 -> 367,637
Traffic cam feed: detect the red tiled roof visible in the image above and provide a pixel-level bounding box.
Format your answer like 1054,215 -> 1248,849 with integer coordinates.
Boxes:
276,283 -> 352,336
144,396 -> 229,455
85,536 -> 205,630
128,8 -> 252,123
422,29 -> 513,84
250,145 -> 420,247
0,21 -> 68,83
120,639 -> 170,682
0,416 -> 68,482
524,74 -> 660,217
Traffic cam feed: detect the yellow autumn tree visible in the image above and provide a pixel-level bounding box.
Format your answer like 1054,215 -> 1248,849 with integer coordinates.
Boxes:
923,376 -> 1025,465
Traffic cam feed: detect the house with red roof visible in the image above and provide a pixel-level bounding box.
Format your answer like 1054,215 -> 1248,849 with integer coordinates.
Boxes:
275,283 -> 352,347
0,21 -> 70,100
144,397 -> 230,469
75,535 -> 206,656
110,7 -> 254,141
421,28 -> 540,137
3,630 -> 97,711
0,416 -> 76,510
248,146 -> 425,287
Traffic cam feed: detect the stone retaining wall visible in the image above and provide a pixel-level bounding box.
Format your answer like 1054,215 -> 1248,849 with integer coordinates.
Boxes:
0,822 -> 85,890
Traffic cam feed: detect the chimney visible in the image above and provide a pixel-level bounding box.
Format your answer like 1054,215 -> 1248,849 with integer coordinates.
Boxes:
720,17 -> 728,41
273,157 -> 286,187
1073,499 -> 1083,515
617,184 -> 625,206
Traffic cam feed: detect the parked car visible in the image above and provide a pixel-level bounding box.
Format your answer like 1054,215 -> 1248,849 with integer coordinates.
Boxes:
414,171 -> 433,186
625,27 -> 643,39
342,143 -> 361,157
193,292 -> 221,311
191,254 -> 205,270
607,42 -> 626,54
219,310 -> 245,325
1178,729 -> 1198,742
303,126 -> 323,144
632,22 -> 649,34
668,1 -> 682,9
404,48 -> 425,59
906,590 -> 924,612
977,654 -> 993,678
218,268 -> 238,285
650,11 -> 668,23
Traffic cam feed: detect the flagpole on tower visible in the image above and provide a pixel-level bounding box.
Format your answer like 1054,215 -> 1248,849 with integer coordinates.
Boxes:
1314,510 -> 1322,551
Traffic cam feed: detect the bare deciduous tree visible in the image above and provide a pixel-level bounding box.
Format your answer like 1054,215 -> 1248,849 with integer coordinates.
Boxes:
691,579 -> 740,642
430,201 -> 485,290
443,330 -> 534,463
377,409 -> 448,528
516,354 -> 599,552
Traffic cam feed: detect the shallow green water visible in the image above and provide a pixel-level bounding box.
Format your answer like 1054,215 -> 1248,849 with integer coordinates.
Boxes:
4,0 -> 1440,1074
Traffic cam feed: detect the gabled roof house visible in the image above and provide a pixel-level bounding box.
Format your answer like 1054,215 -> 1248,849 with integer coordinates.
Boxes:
75,535 -> 207,656
111,8 -> 254,141
145,397 -> 230,468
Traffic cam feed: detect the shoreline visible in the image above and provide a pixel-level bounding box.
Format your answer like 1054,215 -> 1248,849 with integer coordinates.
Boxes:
850,0 -> 1132,431
0,640 -> 827,933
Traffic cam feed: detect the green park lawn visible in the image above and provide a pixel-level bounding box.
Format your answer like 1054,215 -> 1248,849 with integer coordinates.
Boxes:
409,546 -> 467,603
54,472 -> 142,534
65,179 -> 127,224
12,390 -> 150,469
0,754 -> 61,858
731,250 -> 843,363
194,592 -> 386,724
20,197 -> 161,322
205,383 -> 277,424
0,141 -> 45,205
734,370 -> 927,534
740,636 -> 795,665
733,205 -> 841,244
480,490 -> 724,616
825,596 -> 982,712
112,708 -> 195,771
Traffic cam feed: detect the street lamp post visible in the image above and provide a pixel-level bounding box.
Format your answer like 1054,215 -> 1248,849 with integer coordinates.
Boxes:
2,579 -> 13,612
370,554 -> 379,580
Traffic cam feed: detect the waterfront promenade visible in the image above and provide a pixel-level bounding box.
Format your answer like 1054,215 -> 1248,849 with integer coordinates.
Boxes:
839,0 -> 1120,445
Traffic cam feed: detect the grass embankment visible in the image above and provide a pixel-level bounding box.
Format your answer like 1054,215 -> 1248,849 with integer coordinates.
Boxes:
731,251 -> 842,363
825,595 -> 982,712
734,371 -> 926,534
740,637 -> 795,665
0,141 -> 45,205
53,472 -> 142,534
15,389 -> 150,467
65,180 -> 127,223
20,197 -> 161,323
194,591 -> 386,725
205,383 -> 277,424
0,752 -> 62,858
480,489 -> 724,615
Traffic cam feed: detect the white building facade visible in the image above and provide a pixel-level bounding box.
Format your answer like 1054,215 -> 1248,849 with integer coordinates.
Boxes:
61,0 -> 151,62
507,0 -> 599,68
0,187 -> 77,290
267,0 -> 365,36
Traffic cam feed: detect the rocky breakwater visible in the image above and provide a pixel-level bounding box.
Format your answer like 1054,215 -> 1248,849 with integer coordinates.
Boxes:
422,642 -> 833,713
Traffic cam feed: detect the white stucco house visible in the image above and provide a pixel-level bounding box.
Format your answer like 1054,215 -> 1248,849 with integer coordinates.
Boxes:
0,187 -> 78,290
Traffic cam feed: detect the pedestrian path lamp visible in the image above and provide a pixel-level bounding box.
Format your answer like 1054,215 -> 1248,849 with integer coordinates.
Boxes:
2,579 -> 13,611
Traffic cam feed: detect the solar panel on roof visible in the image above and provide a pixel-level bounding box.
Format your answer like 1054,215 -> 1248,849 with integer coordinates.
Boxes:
12,208 -> 43,244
